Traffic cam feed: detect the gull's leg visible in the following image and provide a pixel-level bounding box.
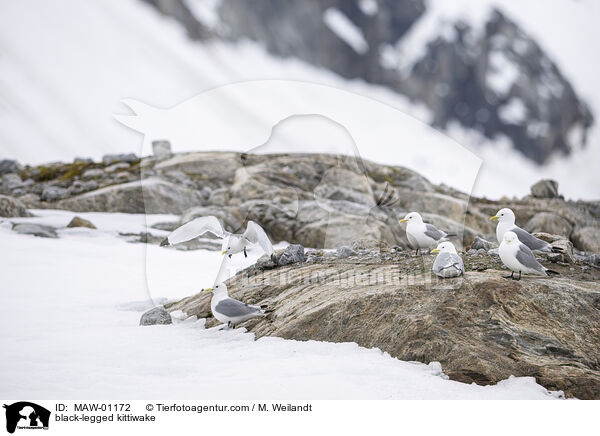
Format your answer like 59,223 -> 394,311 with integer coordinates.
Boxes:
244,247 -> 247,258
228,254 -> 232,259
504,271 -> 514,279
415,248 -> 419,256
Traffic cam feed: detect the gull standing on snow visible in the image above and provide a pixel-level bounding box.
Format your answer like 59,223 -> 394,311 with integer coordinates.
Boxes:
400,212 -> 452,255
203,283 -> 266,328
160,215 -> 274,259
499,231 -> 559,281
431,241 -> 464,278
490,208 -> 562,253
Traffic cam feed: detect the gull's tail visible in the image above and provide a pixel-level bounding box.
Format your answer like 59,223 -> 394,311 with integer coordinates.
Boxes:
546,269 -> 560,276
551,246 -> 564,253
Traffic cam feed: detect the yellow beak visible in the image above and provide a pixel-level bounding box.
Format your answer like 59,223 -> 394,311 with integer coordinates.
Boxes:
222,250 -> 227,255
399,219 -> 407,223
203,288 -> 213,292
490,216 -> 498,221
431,249 -> 440,253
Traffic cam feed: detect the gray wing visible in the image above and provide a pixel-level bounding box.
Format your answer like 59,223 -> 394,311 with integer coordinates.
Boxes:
243,221 -> 274,255
165,216 -> 225,245
515,244 -> 546,273
512,227 -> 550,251
215,298 -> 262,318
424,224 -> 446,241
433,252 -> 464,277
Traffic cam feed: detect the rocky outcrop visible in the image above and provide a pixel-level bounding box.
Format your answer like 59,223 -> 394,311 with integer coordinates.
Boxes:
168,247 -> 600,399
0,195 -> 32,217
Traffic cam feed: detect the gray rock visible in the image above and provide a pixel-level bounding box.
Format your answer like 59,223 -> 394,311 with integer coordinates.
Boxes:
470,236 -> 493,251
67,216 -> 96,229
1,173 -> 23,193
152,140 -> 172,160
102,153 -> 138,165
139,307 -> 172,326
41,185 -> 68,202
57,177 -> 203,214
525,212 -> 572,237
73,157 -> 93,164
0,160 -> 22,175
278,244 -> 305,265
104,162 -> 130,173
82,168 -> 104,179
531,179 -> 560,199
336,246 -> 357,259
70,180 -> 98,195
12,223 -> 58,238
571,227 -> 600,253
0,195 -> 32,217
180,205 -> 244,233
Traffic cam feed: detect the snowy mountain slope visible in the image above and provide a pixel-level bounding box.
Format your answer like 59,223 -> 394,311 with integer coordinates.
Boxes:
0,210 -> 563,399
0,0 -> 598,199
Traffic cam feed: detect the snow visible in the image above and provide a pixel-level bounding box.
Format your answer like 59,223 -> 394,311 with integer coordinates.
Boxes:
358,0 -> 378,17
0,0 -> 598,203
498,98 -> 527,125
0,210 -> 564,399
487,51 -> 520,96
323,8 -> 369,55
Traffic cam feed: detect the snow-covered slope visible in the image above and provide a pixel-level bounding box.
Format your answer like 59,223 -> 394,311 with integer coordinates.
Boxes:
0,210 -> 562,399
0,0 -> 598,199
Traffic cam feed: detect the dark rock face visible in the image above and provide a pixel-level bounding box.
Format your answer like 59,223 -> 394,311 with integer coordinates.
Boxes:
145,1 -> 594,164
0,195 -> 32,217
139,306 -> 172,326
0,159 -> 22,175
170,249 -> 600,399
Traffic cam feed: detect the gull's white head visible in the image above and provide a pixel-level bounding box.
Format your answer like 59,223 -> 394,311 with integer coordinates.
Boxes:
203,282 -> 228,295
222,235 -> 243,255
502,231 -> 518,244
490,208 -> 515,224
399,212 -> 423,224
431,241 -> 457,254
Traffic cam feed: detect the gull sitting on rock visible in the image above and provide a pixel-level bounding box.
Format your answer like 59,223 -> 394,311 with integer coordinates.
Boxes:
160,215 -> 274,259
499,231 -> 559,281
431,241 -> 464,278
400,212 -> 453,255
490,208 -> 562,253
203,283 -> 266,328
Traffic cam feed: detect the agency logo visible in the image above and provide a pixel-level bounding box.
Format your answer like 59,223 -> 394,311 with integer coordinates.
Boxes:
3,402 -> 50,434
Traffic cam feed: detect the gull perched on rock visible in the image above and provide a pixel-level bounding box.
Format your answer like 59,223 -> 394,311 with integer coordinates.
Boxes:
160,216 -> 274,259
400,212 -> 452,255
490,208 -> 562,253
431,241 -> 464,278
499,231 -> 559,281
203,283 -> 266,328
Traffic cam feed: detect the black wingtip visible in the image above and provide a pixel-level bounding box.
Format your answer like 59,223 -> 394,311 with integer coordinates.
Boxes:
160,238 -> 170,247
551,246 -> 564,253
546,269 -> 560,276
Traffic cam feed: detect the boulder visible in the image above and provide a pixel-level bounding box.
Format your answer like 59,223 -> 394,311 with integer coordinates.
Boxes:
67,216 -> 96,229
531,179 -> 559,199
1,173 -> 23,194
336,246 -> 357,258
81,168 -> 105,179
277,244 -> 305,266
139,307 -> 172,326
571,227 -> 600,253
41,185 -> 68,202
69,180 -> 98,195
12,223 -> 58,238
525,212 -> 572,237
470,236 -> 493,251
0,195 -> 32,217
152,140 -> 172,160
0,160 -> 22,175
57,178 -> 203,214
169,249 -> 600,399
